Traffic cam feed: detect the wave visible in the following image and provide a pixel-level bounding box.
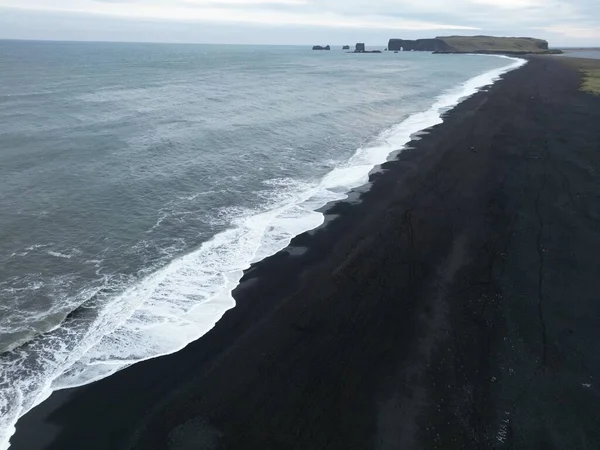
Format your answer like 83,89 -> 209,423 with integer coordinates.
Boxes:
0,55 -> 526,450
47,251 -> 74,260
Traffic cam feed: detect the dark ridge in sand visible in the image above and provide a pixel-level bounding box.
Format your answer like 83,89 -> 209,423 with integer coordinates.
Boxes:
11,57 -> 600,450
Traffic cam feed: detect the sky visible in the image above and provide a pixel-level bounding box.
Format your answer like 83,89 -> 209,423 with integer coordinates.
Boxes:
0,0 -> 598,47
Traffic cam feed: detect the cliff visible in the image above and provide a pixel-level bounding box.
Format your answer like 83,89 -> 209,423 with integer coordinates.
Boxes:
388,36 -> 560,54
388,38 -> 450,52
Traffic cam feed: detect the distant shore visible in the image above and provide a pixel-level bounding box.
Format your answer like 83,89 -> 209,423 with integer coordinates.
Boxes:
560,49 -> 600,61
562,47 -> 600,52
10,56 -> 600,449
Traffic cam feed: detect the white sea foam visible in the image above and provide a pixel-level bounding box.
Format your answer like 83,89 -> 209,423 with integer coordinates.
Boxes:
25,244 -> 52,252
0,56 -> 526,450
47,251 -> 73,259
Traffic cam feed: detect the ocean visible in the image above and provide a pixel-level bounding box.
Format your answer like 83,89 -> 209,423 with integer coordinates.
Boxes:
0,40 -> 524,447
562,50 -> 600,59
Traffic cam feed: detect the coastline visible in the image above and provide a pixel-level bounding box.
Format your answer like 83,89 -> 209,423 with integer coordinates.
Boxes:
9,56 -> 600,449
0,54 -> 522,448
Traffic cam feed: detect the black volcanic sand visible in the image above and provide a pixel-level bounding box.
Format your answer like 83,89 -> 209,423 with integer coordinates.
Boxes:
11,57 -> 600,449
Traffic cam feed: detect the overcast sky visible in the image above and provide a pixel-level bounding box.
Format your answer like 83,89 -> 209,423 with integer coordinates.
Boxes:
0,0 -> 598,46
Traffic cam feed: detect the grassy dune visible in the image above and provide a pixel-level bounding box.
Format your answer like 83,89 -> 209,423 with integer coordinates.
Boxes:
559,57 -> 600,94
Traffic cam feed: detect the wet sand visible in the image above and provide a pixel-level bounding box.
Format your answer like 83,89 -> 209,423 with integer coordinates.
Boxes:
10,56 -> 600,449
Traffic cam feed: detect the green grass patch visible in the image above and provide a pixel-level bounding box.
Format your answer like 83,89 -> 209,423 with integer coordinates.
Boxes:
559,57 -> 600,95
581,69 -> 600,94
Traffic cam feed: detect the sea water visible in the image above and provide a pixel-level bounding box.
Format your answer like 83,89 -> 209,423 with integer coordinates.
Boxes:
0,40 -> 525,448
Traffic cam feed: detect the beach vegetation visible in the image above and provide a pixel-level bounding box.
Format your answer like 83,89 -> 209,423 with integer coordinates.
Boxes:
560,57 -> 600,95
581,70 -> 600,94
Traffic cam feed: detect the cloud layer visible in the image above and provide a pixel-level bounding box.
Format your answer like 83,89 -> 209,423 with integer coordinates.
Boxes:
0,0 -> 598,45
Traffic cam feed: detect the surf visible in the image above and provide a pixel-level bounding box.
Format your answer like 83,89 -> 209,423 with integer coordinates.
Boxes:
0,55 -> 526,450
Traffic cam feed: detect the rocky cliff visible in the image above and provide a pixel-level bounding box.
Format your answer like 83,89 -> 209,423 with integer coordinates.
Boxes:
388,38 -> 450,52
388,36 -> 558,54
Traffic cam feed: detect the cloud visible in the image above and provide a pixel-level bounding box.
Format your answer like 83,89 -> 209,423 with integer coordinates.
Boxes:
541,24 -> 600,40
0,0 -> 479,30
182,0 -> 310,4
0,0 -> 598,45
93,0 -> 136,3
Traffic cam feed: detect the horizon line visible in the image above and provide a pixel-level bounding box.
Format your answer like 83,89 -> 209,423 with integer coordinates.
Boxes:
0,37 -> 596,49
0,37 -> 388,47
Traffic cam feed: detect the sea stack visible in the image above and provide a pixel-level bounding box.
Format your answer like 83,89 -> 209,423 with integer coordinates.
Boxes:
342,45 -> 350,50
351,43 -> 382,54
312,45 -> 331,51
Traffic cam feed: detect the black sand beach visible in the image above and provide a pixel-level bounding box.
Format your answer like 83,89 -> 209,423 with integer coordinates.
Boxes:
11,56 -> 600,449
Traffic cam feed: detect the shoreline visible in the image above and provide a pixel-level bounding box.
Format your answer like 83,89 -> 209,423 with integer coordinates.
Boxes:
9,56 -> 600,449
0,54 -> 523,448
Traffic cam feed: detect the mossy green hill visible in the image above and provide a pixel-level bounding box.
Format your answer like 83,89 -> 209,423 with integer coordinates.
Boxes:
388,36 -> 562,55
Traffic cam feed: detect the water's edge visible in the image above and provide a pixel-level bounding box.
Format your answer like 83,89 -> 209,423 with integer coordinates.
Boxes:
0,55 -> 526,450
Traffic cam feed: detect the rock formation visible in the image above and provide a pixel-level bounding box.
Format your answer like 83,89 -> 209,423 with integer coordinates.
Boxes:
342,45 -> 350,50
350,43 -> 381,54
388,36 -> 560,55
312,45 -> 331,51
388,38 -> 450,52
